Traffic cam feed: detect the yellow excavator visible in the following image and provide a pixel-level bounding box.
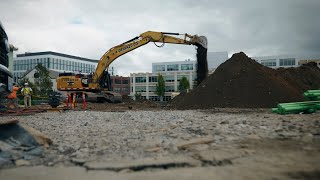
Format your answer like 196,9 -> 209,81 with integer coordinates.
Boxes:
56,31 -> 208,103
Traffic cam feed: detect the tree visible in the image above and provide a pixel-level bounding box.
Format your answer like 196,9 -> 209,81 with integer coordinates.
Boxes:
34,64 -> 53,97
155,74 -> 165,101
134,92 -> 142,101
178,77 -> 190,93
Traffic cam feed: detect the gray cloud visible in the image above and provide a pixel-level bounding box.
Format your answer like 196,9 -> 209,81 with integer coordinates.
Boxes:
1,0 -> 319,75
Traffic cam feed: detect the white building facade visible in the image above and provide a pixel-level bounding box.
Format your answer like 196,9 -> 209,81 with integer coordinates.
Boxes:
252,54 -> 320,68
131,60 -> 197,101
22,68 -> 60,91
13,51 -> 98,83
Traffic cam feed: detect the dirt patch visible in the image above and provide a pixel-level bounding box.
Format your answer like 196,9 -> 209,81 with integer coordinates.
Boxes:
86,100 -> 161,111
276,62 -> 320,92
172,52 -> 320,109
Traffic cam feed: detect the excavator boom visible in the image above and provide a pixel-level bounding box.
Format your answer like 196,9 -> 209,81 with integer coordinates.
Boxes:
56,31 -> 207,103
93,31 -> 207,84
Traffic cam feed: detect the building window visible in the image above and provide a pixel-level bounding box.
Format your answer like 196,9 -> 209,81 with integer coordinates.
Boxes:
114,87 -> 121,92
165,86 -> 175,92
165,75 -> 174,82
32,59 -> 36,67
279,58 -> 295,66
167,64 -> 179,71
177,75 -> 189,82
122,79 -> 129,84
148,76 -> 158,82
135,86 -> 146,92
148,86 -> 156,92
115,79 -> 122,84
13,61 -> 16,71
154,65 -> 165,72
149,96 -> 159,101
47,58 -> 50,68
261,59 -> 276,67
181,64 -> 193,70
163,96 -> 171,102
55,59 -> 58,69
135,77 -> 146,83
122,87 -> 129,92
192,74 -> 197,81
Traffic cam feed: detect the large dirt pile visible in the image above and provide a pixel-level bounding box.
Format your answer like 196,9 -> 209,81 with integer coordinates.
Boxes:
276,62 -> 320,91
172,52 -> 320,109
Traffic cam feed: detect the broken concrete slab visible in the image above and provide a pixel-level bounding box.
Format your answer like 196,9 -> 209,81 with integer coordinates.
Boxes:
15,159 -> 31,166
20,124 -> 52,148
0,119 -> 52,168
71,158 -> 87,165
0,119 -> 19,125
84,157 -> 201,171
0,120 -> 52,148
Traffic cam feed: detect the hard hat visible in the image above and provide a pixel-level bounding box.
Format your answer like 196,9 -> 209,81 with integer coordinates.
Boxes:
24,83 -> 29,86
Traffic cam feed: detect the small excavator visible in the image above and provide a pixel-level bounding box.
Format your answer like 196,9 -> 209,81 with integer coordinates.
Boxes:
56,31 -> 208,103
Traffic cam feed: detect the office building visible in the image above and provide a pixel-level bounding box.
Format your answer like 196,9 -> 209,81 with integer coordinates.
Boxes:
131,60 -> 197,101
252,54 -> 320,68
13,51 -> 98,82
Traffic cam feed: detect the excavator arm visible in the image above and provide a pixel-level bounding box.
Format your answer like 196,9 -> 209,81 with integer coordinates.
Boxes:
92,31 -> 207,84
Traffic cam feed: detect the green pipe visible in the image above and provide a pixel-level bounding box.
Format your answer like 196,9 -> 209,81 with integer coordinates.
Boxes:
278,101 -> 320,106
305,90 -> 320,93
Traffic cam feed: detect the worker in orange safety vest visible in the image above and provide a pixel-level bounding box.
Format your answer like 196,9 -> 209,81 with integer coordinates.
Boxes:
7,83 -> 20,108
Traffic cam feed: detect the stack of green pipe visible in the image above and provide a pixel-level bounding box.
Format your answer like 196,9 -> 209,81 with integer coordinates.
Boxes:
304,90 -> 320,101
272,101 -> 320,115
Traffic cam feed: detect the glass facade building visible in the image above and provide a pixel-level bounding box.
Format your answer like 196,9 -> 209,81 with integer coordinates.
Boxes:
13,51 -> 98,82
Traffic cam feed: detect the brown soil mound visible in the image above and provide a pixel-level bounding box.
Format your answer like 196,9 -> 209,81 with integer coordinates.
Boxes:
172,52 -> 320,109
276,62 -> 320,91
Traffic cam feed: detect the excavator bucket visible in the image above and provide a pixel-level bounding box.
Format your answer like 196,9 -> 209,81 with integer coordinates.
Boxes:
193,36 -> 208,49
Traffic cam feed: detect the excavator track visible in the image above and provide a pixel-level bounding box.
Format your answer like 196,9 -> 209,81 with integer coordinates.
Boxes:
102,91 -> 122,103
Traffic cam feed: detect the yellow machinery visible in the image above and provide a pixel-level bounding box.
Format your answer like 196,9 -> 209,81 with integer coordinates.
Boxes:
56,31 -> 207,102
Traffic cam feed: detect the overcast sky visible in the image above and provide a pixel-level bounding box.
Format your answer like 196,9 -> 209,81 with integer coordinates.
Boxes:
1,0 -> 319,75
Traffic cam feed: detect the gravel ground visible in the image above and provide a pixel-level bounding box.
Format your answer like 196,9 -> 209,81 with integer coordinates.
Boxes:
1,109 -> 320,179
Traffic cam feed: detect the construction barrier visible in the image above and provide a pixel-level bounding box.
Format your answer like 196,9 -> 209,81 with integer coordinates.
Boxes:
82,92 -> 86,109
72,93 -> 76,109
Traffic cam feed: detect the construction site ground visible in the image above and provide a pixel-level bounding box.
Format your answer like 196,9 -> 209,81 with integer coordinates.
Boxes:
1,103 -> 320,180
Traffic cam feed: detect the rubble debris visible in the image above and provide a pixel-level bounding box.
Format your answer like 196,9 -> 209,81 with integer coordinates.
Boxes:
144,147 -> 161,152
172,52 -> 320,109
177,137 -> 214,150
0,108 -> 47,116
0,120 -> 52,168
15,159 -> 31,166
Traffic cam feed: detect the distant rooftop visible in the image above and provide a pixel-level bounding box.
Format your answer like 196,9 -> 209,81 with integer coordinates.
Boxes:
16,51 -> 98,63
